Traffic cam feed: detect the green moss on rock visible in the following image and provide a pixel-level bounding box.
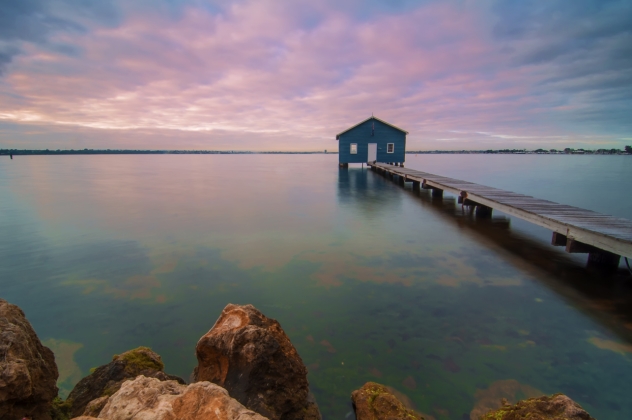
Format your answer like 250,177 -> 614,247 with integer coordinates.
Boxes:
49,397 -> 73,420
351,382 -> 425,420
479,393 -> 596,420
113,346 -> 164,374
66,346 -> 184,418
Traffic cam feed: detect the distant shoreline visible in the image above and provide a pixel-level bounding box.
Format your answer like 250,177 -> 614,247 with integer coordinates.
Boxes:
1,148 -> 630,155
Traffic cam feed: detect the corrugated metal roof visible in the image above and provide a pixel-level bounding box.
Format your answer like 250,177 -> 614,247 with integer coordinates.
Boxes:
335,116 -> 408,139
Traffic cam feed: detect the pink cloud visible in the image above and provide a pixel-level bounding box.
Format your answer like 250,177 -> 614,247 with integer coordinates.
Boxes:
0,0 -> 629,150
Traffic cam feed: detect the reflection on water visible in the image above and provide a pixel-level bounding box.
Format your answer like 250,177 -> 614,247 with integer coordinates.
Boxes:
386,166 -> 632,342
1,155 -> 632,420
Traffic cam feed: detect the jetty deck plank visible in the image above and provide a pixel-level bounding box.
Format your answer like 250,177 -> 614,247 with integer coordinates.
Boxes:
369,163 -> 632,259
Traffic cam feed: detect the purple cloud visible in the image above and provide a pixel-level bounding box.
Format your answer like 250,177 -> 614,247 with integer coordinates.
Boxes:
0,0 -> 630,150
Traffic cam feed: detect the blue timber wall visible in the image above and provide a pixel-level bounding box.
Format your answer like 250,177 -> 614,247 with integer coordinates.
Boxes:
338,118 -> 406,164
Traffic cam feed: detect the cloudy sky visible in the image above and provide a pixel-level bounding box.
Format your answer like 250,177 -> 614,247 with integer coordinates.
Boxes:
0,0 -> 631,151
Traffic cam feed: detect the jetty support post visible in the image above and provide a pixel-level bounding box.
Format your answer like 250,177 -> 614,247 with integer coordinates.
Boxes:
565,238 -> 621,270
424,179 -> 444,197
431,188 -> 443,198
587,250 -> 621,269
475,204 -> 493,218
412,180 -> 420,191
457,193 -> 476,207
421,179 -> 441,195
551,232 -> 567,246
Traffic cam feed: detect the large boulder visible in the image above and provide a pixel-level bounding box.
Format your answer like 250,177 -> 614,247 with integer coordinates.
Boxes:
351,382 -> 425,420
84,375 -> 268,420
67,346 -> 185,418
0,299 -> 59,420
193,304 -> 320,420
478,393 -> 595,420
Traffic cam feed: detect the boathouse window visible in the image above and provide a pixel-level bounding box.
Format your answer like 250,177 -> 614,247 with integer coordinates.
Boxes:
387,143 -> 394,153
350,144 -> 358,154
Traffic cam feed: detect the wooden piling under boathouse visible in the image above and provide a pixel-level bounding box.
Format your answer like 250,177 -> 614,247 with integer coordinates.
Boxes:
368,162 -> 632,270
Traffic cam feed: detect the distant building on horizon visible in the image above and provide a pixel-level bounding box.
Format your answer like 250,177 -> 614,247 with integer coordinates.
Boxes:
336,116 -> 408,167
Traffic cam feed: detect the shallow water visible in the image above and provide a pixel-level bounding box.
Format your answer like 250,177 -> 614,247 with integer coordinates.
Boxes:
1,154 -> 632,420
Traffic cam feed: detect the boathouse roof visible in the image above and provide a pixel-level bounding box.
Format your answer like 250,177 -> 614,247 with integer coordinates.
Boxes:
335,116 -> 408,140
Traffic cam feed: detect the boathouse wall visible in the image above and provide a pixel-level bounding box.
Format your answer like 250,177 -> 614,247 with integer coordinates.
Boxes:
337,118 -> 407,164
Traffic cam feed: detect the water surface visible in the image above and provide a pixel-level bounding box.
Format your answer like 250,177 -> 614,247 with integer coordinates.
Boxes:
1,154 -> 632,420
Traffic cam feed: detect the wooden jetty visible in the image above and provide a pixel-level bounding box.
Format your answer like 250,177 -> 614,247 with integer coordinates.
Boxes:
369,162 -> 632,268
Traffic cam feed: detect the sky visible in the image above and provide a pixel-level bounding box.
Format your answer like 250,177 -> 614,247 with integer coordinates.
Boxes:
0,0 -> 631,151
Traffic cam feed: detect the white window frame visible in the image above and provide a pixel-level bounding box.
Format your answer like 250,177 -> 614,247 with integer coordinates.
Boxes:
387,143 -> 394,153
350,143 -> 358,154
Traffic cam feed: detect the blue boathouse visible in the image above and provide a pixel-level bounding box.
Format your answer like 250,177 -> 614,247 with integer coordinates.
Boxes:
336,116 -> 408,167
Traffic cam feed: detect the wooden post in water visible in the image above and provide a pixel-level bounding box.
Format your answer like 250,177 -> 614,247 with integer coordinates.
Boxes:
551,232 -> 567,246
475,205 -> 493,218
587,250 -> 621,269
432,188 -> 443,198
566,238 -> 621,270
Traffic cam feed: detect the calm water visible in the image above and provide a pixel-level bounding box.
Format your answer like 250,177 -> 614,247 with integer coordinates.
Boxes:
1,154 -> 632,420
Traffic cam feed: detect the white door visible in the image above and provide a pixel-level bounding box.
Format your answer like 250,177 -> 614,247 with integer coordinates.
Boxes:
367,143 -> 377,162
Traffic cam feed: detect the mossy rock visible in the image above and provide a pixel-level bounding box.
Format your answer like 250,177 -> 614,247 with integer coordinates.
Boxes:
480,393 -> 596,420
66,346 -> 184,418
351,382 -> 425,420
112,346 -> 165,374
49,397 -> 73,420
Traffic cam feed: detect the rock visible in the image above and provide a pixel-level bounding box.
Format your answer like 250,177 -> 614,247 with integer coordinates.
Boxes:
67,346 -> 185,418
478,393 -> 595,420
193,304 -> 321,420
51,396 -> 73,420
91,375 -> 268,420
470,379 -> 543,420
0,299 -> 59,420
351,382 -> 425,420
82,396 -> 109,417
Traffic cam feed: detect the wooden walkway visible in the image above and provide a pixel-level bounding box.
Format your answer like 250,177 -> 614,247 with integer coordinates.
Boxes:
369,162 -> 632,264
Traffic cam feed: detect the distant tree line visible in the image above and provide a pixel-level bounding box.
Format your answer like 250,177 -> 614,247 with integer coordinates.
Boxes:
0,149 -> 334,155
409,146 -> 631,155
1,147 -> 630,156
